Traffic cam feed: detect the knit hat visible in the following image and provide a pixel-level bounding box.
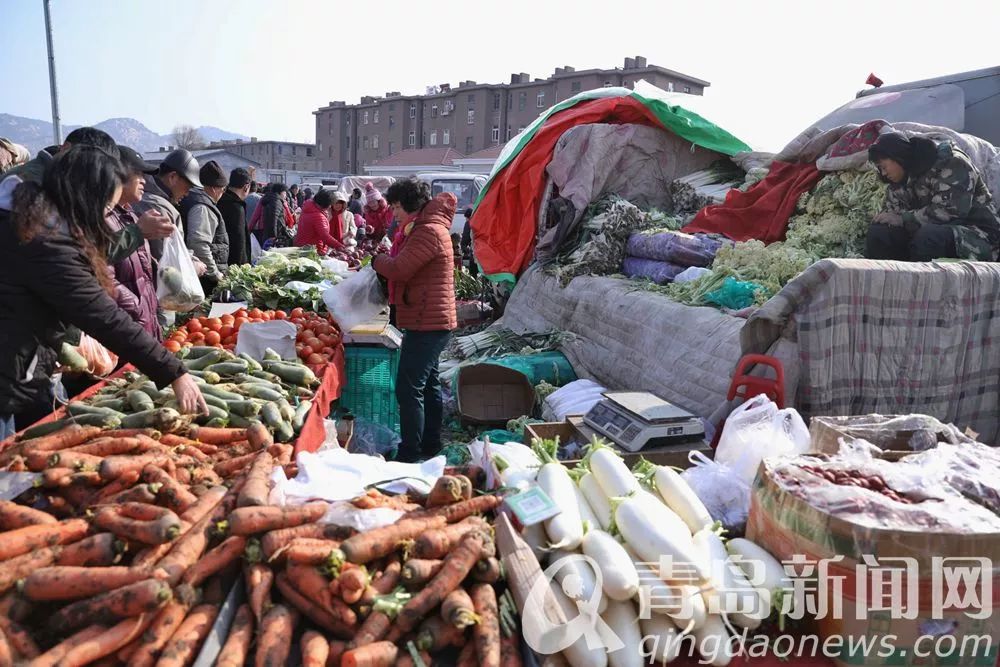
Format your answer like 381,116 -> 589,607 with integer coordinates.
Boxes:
364,182 -> 382,206
199,160 -> 228,188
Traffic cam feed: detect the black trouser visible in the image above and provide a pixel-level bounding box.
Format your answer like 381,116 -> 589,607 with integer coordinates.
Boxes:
395,330 -> 451,462
865,223 -> 957,262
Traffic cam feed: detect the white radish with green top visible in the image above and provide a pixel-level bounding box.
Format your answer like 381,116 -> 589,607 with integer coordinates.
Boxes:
550,580 -> 609,667
725,537 -> 790,605
693,614 -> 735,666
692,527 -> 767,630
652,465 -> 713,533
575,484 -> 601,533
640,614 -> 681,664
601,598 -> 644,667
589,445 -> 641,498
581,529 -> 639,601
578,472 -> 612,530
615,492 -> 709,583
550,548 -> 607,614
533,438 -> 584,549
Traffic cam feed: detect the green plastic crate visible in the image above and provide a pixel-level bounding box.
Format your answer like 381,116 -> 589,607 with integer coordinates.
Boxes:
340,346 -> 400,433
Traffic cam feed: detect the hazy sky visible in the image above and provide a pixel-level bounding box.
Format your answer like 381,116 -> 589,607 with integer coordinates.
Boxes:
3,0 -> 999,151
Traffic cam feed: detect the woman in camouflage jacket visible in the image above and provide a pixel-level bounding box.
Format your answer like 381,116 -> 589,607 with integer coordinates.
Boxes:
866,131 -> 1000,262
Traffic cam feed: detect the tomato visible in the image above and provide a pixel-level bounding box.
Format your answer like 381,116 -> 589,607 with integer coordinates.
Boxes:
234,308 -> 247,318
218,325 -> 234,340
306,353 -> 325,365
274,310 -> 288,320
204,318 -> 222,332
223,335 -> 237,346
189,332 -> 205,344
234,317 -> 249,330
164,340 -> 181,353
290,307 -> 305,319
318,333 -> 335,346
321,347 -> 335,357
221,314 -> 235,326
186,319 -> 203,334
300,345 -> 314,358
204,331 -> 222,346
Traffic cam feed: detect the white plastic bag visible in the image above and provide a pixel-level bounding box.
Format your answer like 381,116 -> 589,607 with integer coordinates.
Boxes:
682,451 -> 751,532
542,379 -> 607,421
156,227 -> 205,311
234,320 -> 297,361
322,266 -> 387,333
714,395 -> 810,486
250,234 -> 263,265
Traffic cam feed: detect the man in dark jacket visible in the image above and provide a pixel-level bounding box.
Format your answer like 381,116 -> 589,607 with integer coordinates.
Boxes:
133,149 -> 202,261
218,168 -> 251,266
348,187 -> 364,216
252,183 -> 289,247
180,161 -> 230,294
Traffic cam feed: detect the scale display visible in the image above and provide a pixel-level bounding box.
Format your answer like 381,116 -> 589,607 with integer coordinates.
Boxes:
583,392 -> 705,452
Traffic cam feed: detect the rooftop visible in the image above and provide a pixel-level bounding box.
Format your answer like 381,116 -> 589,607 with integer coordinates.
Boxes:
455,145 -> 504,161
370,147 -> 465,167
142,148 -> 263,167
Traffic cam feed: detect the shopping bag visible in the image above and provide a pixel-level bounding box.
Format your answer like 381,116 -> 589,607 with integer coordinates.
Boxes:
714,394 -> 810,485
59,334 -> 118,377
322,266 -> 387,333
156,226 -> 205,311
250,234 -> 263,265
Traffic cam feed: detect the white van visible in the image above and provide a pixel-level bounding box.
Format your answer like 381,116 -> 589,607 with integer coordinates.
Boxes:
416,172 -> 487,235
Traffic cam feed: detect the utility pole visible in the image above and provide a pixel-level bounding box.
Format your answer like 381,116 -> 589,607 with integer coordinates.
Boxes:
43,0 -> 62,145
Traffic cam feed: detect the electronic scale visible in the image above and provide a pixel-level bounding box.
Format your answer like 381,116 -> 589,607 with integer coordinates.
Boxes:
583,391 -> 705,452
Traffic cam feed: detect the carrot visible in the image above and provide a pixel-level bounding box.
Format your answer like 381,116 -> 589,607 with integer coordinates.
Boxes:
102,481 -> 160,506
60,612 -> 154,667
426,475 -> 465,507
416,615 -> 466,653
284,538 -> 343,566
350,611 -> 393,650
286,564 -> 357,627
441,587 -> 479,629
212,452 -> 259,478
407,494 -> 501,524
372,556 -> 403,595
236,451 -> 274,508
22,565 -> 150,601
0,591 -> 31,623
132,541 -> 174,572
52,578 -> 172,631
0,627 -> 13,667
255,604 -> 298,667
99,428 -> 161,440
261,522 -> 354,561
94,469 -> 143,502
500,632 -> 522,667
245,563 -> 273,623
470,584 -> 500,667
98,453 -> 175,481
66,436 -> 145,456
340,641 -> 398,667
0,619 -> 39,659
155,513 -> 217,586
455,640 -> 477,667
390,531 -> 492,639
241,422 -> 272,450
0,500 -> 57,529
178,484 -> 227,524
142,465 -> 198,514
327,640 -> 348,667
119,502 -> 181,523
473,557 -> 502,584
339,516 -> 447,565
401,559 -> 445,589
94,506 -> 181,545
45,450 -> 104,471
337,566 -> 369,604
126,598 -> 190,667
39,466 -> 75,488
301,630 -> 330,667
0,517 -> 88,561
181,535 -> 246,587
273,573 -> 353,639
269,444 -> 294,466
158,433 -> 209,450
410,517 -> 487,560
154,603 -> 218,667
54,483 -> 96,509
189,425 -> 248,445
396,646 -> 433,667
25,625 -> 106,667
214,603 -> 253,667
20,424 -> 103,452
228,501 -> 328,536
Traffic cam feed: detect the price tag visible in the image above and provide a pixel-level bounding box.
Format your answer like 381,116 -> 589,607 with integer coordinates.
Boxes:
505,485 -> 560,526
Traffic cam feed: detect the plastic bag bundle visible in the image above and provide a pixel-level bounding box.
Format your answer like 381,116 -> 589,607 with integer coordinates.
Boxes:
541,379 -> 607,422
322,266 -> 387,333
156,227 -> 205,311
621,257 -> 685,284
61,334 -> 118,377
682,451 -> 751,532
703,276 -> 763,310
715,395 -> 810,486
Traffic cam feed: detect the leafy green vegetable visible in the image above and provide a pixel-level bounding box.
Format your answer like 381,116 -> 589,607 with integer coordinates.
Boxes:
218,247 -> 341,311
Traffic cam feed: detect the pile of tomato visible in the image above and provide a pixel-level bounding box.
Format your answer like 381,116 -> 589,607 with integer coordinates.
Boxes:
165,307 -> 342,366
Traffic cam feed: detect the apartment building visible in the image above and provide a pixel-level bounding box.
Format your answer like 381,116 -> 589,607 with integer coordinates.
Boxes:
314,56 -> 708,174
205,139 -> 318,172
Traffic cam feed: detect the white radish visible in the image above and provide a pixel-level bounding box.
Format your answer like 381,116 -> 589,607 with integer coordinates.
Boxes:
692,528 -> 767,630
640,614 -> 681,664
574,484 -> 601,533
725,537 -> 791,599
601,598 -> 644,667
693,614 -> 735,666
550,548 -> 607,614
538,462 -> 584,549
522,522 -> 550,565
615,493 -> 709,583
590,447 -> 641,498
579,473 -> 612,530
653,466 -> 713,533
550,580 -> 609,667
581,530 -> 639,601
623,544 -> 707,630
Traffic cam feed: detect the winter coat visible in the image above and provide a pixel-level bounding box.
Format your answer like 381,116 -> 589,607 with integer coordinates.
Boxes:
106,205 -> 161,340
295,199 -> 343,250
348,197 -> 363,216
884,141 -> 1000,260
180,188 -> 230,288
0,200 -> 185,416
373,193 -> 458,332
251,192 -> 287,245
217,189 -> 250,266
132,176 -> 182,261
363,202 -> 394,240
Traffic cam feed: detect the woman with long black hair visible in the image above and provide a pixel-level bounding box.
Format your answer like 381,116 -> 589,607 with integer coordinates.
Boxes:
0,145 -> 207,437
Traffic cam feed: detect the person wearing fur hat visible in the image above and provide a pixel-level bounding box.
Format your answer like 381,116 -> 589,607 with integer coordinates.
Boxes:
362,182 -> 393,241
179,160 -> 230,293
866,131 -> 1000,262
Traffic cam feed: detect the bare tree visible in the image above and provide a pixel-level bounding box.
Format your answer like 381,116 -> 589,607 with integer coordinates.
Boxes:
172,125 -> 205,150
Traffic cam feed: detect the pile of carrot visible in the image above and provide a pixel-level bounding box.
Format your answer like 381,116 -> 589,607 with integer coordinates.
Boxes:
0,420 -> 522,667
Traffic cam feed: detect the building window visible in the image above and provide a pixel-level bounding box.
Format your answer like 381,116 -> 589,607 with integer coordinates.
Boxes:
491,126 -> 500,143
346,115 -> 350,125
667,82 -> 674,92
409,103 -> 416,119
345,136 -> 350,148
683,86 -> 691,93
328,146 -> 333,157
408,132 -> 415,147
508,95 -> 513,109
374,110 -> 380,123
388,141 -> 394,154
430,131 -> 438,146
604,81 -> 613,87
292,163 -> 296,171
443,129 -> 450,145
363,136 -> 369,150
292,146 -> 297,156
518,92 -> 526,110
493,93 -> 501,110
432,104 -> 438,118
536,91 -> 545,108
328,112 -> 333,121
278,145 -> 283,154
373,136 -> 379,149
571,81 -> 581,93
506,126 -> 512,141
363,111 -> 369,124
306,147 -> 313,157
467,110 -> 475,125
389,102 -> 395,111
389,116 -> 395,128
467,93 -> 475,107
465,136 -> 474,154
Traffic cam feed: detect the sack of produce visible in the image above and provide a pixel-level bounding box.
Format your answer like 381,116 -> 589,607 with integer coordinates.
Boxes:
681,451 -> 752,532
156,226 -> 205,311
59,333 -> 118,377
621,256 -> 684,284
715,394 -> 810,486
322,266 -> 387,333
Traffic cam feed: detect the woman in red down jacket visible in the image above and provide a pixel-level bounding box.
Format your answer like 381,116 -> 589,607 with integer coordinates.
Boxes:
362,182 -> 394,241
294,189 -> 344,252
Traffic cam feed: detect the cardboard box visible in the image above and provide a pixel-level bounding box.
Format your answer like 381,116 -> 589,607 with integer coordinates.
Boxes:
457,363 -> 536,426
747,458 -> 1000,666
809,414 -> 974,455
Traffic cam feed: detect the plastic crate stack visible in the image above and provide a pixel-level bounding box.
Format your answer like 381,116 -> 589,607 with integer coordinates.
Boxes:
340,346 -> 401,433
